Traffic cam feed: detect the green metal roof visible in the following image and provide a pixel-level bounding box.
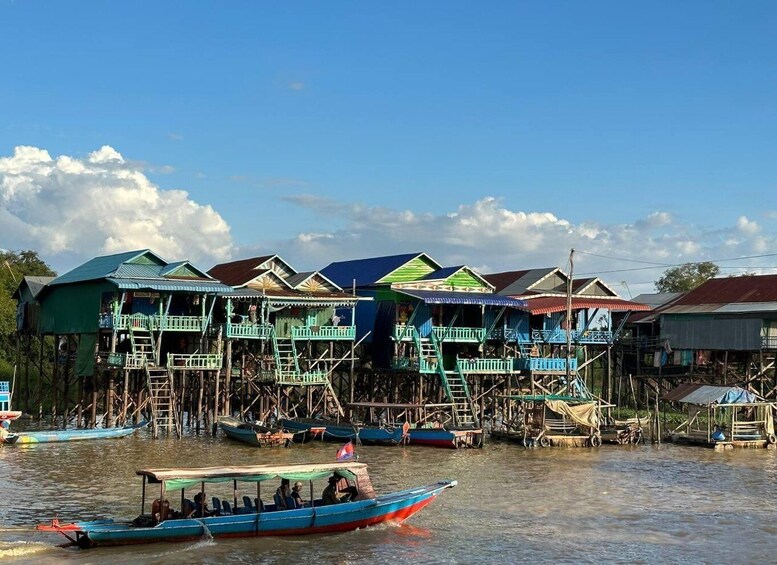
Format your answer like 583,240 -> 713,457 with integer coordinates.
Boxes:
50,250 -> 162,285
107,278 -> 231,293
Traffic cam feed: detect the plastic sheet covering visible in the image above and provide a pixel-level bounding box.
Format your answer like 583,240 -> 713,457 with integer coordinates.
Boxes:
767,408 -> 775,436
545,400 -> 599,428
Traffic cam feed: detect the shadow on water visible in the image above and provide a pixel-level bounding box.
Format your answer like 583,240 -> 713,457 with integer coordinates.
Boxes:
1,430 -> 777,563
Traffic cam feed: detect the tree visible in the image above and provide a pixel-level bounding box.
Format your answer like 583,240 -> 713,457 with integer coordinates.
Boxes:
655,262 -> 719,293
0,250 -> 56,363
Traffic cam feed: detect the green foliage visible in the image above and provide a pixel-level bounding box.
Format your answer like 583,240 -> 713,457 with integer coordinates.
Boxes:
655,262 -> 720,293
0,250 -> 56,363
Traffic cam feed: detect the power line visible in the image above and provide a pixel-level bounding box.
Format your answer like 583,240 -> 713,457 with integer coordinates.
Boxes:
577,251 -> 777,277
575,250 -> 671,266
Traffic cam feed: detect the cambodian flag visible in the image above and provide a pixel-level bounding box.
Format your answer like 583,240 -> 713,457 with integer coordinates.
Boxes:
336,441 -> 355,461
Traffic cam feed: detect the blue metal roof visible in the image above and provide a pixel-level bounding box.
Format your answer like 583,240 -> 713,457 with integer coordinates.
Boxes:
107,278 -> 232,293
421,266 -> 463,281
397,289 -> 527,308
321,252 -> 431,288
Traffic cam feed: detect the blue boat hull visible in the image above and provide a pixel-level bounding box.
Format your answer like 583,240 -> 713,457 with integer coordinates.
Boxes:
10,421 -> 147,444
55,481 -> 456,547
280,418 -> 403,445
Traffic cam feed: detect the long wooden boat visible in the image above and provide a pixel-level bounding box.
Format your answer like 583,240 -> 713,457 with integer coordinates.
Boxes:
3,421 -> 147,445
37,461 -> 456,548
407,427 -> 484,449
279,418 -> 404,445
218,417 -> 295,447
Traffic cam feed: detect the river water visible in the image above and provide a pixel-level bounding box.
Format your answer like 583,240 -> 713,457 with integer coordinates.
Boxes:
1,426 -> 776,564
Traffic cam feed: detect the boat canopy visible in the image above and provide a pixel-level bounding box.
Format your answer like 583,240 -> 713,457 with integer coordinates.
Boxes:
137,462 -> 368,491
504,394 -> 596,403
663,384 -> 759,405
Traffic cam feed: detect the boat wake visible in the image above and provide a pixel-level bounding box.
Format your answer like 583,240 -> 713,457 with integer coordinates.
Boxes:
0,540 -> 61,560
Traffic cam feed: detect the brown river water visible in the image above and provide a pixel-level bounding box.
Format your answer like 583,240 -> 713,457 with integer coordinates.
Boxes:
1,426 -> 776,564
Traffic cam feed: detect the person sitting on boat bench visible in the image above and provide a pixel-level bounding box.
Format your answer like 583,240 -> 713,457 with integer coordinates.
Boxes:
151,498 -> 172,522
191,491 -> 215,517
323,474 -> 358,504
291,481 -> 306,508
322,476 -> 342,505
275,478 -> 292,509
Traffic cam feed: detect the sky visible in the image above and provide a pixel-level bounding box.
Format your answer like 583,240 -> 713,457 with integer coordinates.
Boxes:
1,1 -> 777,297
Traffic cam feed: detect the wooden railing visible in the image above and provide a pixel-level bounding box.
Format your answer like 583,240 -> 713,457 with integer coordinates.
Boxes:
531,329 -> 613,344
393,325 -> 418,341
514,357 -> 578,372
456,358 -> 517,374
291,325 -> 356,340
276,371 -> 329,385
105,352 -> 147,369
105,313 -> 204,332
167,353 -> 222,370
225,322 -> 274,339
432,326 -> 485,343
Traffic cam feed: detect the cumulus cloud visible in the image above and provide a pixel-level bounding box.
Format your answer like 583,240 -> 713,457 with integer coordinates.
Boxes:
246,196 -> 777,297
0,145 -> 233,267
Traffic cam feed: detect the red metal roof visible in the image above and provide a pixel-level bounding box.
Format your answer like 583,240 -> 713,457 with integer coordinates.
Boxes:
671,274 -> 777,305
208,256 -> 273,287
521,296 -> 651,315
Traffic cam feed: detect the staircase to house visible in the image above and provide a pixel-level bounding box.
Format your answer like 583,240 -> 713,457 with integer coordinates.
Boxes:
273,336 -> 300,381
421,332 -> 478,428
130,326 -> 157,364
145,364 -> 180,438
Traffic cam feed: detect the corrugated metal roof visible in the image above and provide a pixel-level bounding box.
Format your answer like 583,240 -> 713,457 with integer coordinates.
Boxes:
208,256 -> 274,287
663,383 -> 757,405
50,249 -> 156,285
422,266 -> 464,281
521,296 -> 650,315
112,263 -> 166,279
632,292 -> 685,308
321,252 -> 435,288
672,274 -> 777,306
485,267 -> 562,296
397,289 -> 527,308
107,278 -> 232,293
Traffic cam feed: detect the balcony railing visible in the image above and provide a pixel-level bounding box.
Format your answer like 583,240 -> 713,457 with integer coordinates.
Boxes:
104,313 -> 204,332
167,353 -> 222,370
103,352 -> 148,369
531,329 -> 613,344
762,336 -> 777,350
392,325 -> 418,341
225,322 -> 274,339
390,356 -> 440,373
276,370 -> 329,385
456,358 -> 517,374
432,326 -> 485,343
292,325 -> 356,340
514,357 -> 578,372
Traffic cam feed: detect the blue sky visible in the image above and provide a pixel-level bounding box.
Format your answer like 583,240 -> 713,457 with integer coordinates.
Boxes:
2,2 -> 776,296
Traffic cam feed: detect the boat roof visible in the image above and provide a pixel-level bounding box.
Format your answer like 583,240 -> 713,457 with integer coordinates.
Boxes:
137,462 -> 368,490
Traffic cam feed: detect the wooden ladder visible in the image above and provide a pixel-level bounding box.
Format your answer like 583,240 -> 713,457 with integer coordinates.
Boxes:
145,364 -> 180,438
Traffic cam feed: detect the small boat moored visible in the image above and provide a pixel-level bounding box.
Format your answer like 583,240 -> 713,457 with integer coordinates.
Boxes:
3,421 -> 147,445
37,461 -> 456,548
218,416 -> 295,447
279,417 -> 405,445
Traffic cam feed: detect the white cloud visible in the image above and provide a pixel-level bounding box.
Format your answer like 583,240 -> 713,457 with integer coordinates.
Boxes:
0,145 -> 233,267
736,215 -> 759,235
249,196 -> 777,297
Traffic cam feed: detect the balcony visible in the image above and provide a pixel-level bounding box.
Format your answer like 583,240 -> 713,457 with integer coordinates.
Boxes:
225,322 -> 274,339
167,353 -> 222,370
762,335 -> 777,350
276,370 -> 329,385
292,325 -> 356,341
105,352 -> 148,369
392,325 -> 418,341
432,326 -> 485,343
514,357 -> 578,373
390,356 -> 439,373
531,329 -> 613,344
456,358 -> 517,374
103,313 -> 204,332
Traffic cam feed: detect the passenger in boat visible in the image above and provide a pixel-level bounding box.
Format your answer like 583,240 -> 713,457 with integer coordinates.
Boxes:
151,498 -> 172,522
334,473 -> 358,502
322,476 -> 341,505
291,481 -> 306,508
0,420 -> 10,441
275,478 -> 291,509
191,492 -> 214,517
